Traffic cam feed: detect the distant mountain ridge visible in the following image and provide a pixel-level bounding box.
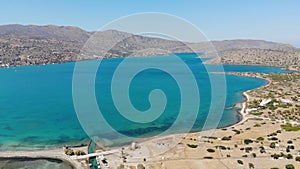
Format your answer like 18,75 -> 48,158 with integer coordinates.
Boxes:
211,39 -> 291,51
0,24 -> 289,49
0,24 -> 298,68
0,24 -> 91,42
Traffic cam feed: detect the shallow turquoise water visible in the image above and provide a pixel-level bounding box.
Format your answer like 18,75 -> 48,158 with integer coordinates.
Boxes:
0,53 -> 292,149
0,157 -> 74,169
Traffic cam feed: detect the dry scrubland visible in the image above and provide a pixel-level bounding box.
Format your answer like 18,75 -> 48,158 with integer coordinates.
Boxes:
205,47 -> 300,70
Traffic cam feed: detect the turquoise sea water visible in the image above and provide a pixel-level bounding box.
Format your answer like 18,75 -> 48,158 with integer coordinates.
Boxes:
0,53 -> 292,150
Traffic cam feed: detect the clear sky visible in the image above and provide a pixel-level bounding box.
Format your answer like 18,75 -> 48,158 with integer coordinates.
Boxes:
1,0 -> 299,47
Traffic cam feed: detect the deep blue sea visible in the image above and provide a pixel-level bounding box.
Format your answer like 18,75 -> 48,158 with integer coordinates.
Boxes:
0,53 -> 292,150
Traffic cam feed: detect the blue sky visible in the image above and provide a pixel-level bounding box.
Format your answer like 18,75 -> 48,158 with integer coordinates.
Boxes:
1,0 -> 299,47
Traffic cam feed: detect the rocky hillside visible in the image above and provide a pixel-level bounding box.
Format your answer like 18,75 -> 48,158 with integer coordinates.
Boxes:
0,24 -> 90,42
205,47 -> 300,70
0,24 -> 298,68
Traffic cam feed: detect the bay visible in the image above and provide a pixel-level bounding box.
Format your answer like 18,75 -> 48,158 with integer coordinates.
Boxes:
0,53 -> 292,149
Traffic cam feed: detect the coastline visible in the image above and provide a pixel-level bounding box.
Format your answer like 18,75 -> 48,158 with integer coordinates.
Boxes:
2,55 -> 298,72
117,72 -> 274,151
228,72 -> 273,127
0,72 -> 273,169
100,72 -> 273,153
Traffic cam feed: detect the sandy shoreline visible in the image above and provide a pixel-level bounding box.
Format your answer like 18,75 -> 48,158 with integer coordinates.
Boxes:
231,72 -> 272,126
0,149 -> 83,168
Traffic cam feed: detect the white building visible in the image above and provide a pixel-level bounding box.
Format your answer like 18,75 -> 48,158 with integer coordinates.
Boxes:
259,98 -> 272,106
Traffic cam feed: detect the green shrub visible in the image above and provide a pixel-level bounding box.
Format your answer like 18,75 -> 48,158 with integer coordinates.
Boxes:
187,144 -> 198,148
237,160 -> 243,165
281,123 -> 300,131
64,149 -> 74,156
207,148 -> 215,153
254,124 -> 261,127
244,139 -> 253,144
286,154 -> 293,159
75,150 -> 86,156
216,145 -> 227,150
268,132 -> 277,137
221,136 -> 231,141
269,105 -> 278,111
285,164 -> 295,169
245,147 -> 253,153
260,148 -> 266,153
270,142 -> 276,149
257,137 -> 264,141
271,153 -> 281,159
268,137 -> 278,141
232,129 -> 241,134
249,112 -> 263,116
203,156 -> 213,159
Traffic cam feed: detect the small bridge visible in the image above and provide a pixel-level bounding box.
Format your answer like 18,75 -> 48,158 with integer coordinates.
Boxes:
71,149 -> 119,160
